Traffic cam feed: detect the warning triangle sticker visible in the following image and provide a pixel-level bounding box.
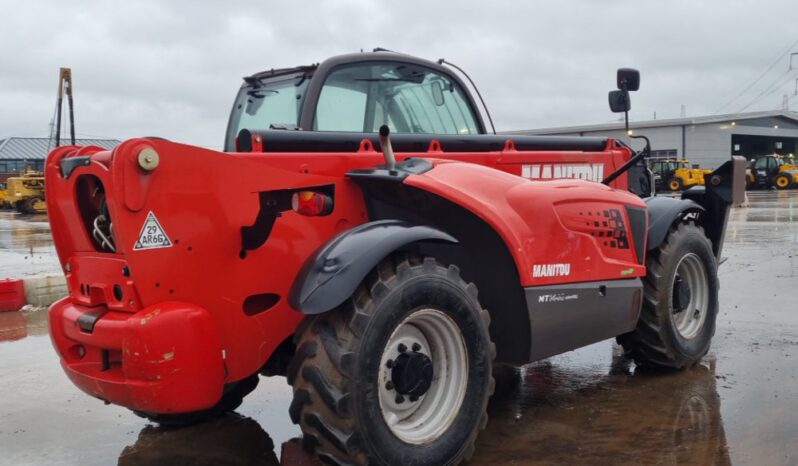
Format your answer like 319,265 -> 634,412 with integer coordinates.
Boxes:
133,211 -> 173,250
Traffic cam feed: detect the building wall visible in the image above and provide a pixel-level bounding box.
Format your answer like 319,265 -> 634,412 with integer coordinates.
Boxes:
683,124 -> 732,168
518,121 -> 798,169
533,125 -> 729,168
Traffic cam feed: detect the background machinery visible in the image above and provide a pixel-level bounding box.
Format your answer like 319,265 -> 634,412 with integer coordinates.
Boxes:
650,158 -> 712,191
746,154 -> 798,190
5,169 -> 46,213
0,182 -> 8,208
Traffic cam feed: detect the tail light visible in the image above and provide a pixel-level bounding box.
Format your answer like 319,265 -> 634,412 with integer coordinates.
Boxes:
291,190 -> 333,216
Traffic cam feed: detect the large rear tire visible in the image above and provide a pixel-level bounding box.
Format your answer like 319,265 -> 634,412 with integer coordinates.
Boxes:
618,222 -> 718,370
133,374 -> 259,427
288,255 -> 495,466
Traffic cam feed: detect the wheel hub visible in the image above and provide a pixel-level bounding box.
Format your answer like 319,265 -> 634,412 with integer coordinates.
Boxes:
377,308 -> 469,444
391,350 -> 433,398
672,276 -> 692,314
670,253 -> 709,340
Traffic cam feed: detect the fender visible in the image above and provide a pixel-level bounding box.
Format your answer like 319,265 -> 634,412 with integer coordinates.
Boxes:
644,196 -> 704,252
289,219 -> 457,314
649,158 -> 745,258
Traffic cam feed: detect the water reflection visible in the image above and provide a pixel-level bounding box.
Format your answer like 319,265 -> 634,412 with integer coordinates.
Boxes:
472,349 -> 731,465
0,211 -> 60,277
0,311 -> 27,341
0,309 -> 47,342
118,414 -> 280,466
109,347 -> 730,465
0,212 -> 52,251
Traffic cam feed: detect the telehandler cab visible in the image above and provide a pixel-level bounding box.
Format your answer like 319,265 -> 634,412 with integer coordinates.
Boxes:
46,51 -> 744,465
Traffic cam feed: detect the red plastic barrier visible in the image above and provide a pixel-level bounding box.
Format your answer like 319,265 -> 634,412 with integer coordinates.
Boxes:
0,278 -> 26,312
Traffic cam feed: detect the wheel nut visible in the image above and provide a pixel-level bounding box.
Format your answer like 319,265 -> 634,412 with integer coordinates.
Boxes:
385,381 -> 394,390
412,343 -> 421,352
385,359 -> 394,368
397,343 -> 407,353
395,395 -> 405,404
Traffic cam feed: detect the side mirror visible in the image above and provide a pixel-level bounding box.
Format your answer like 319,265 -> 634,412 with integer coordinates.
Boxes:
431,81 -> 445,106
617,68 -> 640,91
608,90 -> 630,113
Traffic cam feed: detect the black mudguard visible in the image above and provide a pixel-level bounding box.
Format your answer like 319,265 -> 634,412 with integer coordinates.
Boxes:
645,196 -> 704,252
646,157 -> 746,259
289,219 -> 457,314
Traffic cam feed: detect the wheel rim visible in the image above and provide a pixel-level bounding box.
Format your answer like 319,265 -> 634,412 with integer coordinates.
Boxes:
670,180 -> 680,190
378,308 -> 468,445
670,253 -> 709,339
777,177 -> 788,188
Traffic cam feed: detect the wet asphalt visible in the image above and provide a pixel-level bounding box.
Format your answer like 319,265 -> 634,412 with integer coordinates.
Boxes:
0,191 -> 797,465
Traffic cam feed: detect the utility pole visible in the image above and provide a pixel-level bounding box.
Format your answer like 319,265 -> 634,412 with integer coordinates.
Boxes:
55,67 -> 75,147
783,94 -> 789,111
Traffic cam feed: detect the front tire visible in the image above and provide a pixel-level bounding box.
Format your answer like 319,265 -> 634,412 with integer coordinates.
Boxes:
288,255 -> 495,466
618,222 -> 718,370
775,174 -> 792,190
668,177 -> 683,191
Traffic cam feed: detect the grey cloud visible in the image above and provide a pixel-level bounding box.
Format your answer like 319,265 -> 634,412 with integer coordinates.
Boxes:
1,0 -> 797,148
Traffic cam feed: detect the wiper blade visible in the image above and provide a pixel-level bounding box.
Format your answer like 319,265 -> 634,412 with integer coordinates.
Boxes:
247,89 -> 279,98
353,77 -> 419,83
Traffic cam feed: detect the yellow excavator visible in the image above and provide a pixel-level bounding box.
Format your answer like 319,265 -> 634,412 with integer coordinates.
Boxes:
650,159 -> 712,191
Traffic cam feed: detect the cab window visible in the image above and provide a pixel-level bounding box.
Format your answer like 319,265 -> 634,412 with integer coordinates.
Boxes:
226,73 -> 309,150
314,62 -> 480,134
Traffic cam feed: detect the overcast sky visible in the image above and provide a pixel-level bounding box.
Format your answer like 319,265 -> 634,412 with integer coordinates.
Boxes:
1,0 -> 797,149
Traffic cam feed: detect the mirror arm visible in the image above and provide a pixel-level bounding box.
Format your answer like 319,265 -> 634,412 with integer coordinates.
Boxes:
621,82 -> 630,134
602,134 -> 650,186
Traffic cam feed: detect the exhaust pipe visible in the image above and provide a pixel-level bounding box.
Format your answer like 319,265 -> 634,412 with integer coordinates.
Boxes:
378,125 -> 396,172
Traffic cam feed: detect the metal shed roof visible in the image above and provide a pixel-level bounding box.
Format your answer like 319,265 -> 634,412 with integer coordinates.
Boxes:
0,137 -> 120,160
506,110 -> 798,135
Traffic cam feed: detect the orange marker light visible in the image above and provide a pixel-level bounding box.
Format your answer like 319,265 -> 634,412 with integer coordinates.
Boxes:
291,191 -> 333,216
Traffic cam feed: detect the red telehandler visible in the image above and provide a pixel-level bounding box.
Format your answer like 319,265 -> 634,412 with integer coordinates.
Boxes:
45,51 -> 744,465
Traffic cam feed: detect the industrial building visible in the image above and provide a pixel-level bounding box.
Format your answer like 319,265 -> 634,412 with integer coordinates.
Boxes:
0,137 -> 119,182
509,110 -> 798,169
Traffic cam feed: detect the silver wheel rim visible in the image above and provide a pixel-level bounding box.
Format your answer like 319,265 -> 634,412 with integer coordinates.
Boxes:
671,253 -> 709,339
377,308 -> 468,445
